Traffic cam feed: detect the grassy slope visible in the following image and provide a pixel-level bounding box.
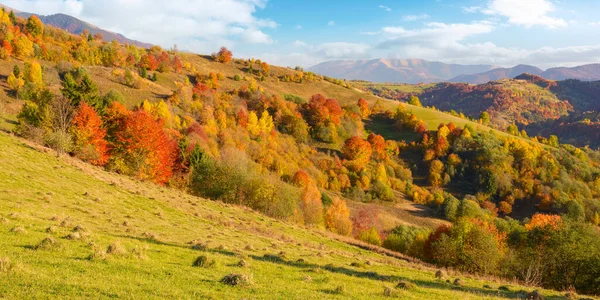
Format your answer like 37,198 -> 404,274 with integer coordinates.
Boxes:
0,132 -> 569,299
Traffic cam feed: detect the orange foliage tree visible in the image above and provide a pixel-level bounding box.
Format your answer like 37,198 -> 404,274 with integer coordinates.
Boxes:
71,103 -> 109,166
111,109 -> 178,185
357,98 -> 370,117
342,136 -> 372,171
213,46 -> 232,63
525,213 -> 562,231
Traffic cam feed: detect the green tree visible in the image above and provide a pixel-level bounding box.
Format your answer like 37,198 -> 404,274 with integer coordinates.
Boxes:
479,111 -> 490,125
408,95 -> 422,107
60,68 -> 101,109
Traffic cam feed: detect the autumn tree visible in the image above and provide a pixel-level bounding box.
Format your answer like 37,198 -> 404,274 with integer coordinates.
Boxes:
325,197 -> 352,236
341,136 -> 372,171
26,15 -> 44,37
260,61 -> 269,75
357,98 -> 370,117
0,40 -> 12,59
110,109 -> 178,184
70,102 -> 109,166
24,60 -> 43,88
301,180 -> 324,226
12,35 -> 34,58
213,46 -> 232,63
408,95 -> 422,107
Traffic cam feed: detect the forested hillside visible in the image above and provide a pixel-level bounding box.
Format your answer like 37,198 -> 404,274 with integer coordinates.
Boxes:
1,9 -> 600,297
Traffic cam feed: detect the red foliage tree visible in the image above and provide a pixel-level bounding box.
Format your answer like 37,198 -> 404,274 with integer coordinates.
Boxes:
112,109 -> 178,184
71,103 -> 109,166
306,94 -> 343,126
139,54 -> 158,71
367,133 -> 386,160
213,46 -> 232,63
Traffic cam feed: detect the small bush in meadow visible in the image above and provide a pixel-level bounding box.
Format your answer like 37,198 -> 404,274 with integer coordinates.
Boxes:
192,255 -> 215,268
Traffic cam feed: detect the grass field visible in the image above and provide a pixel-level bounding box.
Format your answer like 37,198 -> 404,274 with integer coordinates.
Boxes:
0,132 -> 573,299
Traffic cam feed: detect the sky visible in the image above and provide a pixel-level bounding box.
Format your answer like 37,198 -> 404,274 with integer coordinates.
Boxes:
4,0 -> 600,69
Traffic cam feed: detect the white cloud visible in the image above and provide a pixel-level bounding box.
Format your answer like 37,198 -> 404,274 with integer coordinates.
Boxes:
328,20 -> 335,26
483,0 -> 567,28
462,6 -> 481,13
293,40 -> 308,47
379,5 -> 391,12
3,0 -> 277,54
378,21 -> 495,49
295,25 -> 302,30
313,42 -> 370,59
402,14 -> 430,22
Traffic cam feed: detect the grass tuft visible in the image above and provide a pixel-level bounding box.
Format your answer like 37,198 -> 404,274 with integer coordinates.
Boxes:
10,226 -> 27,234
396,280 -> 416,290
192,255 -> 215,268
35,237 -> 61,251
220,273 -> 252,287
106,242 -> 127,255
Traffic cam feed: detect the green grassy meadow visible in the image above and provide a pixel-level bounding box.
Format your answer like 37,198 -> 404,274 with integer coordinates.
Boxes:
0,132 -> 572,299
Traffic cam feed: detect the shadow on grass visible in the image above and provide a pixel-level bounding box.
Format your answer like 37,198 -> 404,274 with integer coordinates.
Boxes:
249,253 -> 558,299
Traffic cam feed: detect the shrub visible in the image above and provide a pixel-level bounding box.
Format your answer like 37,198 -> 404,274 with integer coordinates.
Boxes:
233,74 -> 241,81
192,255 -> 215,268
357,227 -> 382,246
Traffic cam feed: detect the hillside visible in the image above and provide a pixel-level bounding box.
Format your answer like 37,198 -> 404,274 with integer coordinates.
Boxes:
0,132 -> 565,299
308,59 -> 496,84
2,10 -> 600,298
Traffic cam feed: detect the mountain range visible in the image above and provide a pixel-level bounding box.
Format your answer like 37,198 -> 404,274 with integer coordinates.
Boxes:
308,59 -> 498,84
1,4 -> 152,48
309,59 -> 600,84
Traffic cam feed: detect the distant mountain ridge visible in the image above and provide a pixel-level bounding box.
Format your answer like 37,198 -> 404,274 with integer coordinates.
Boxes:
451,63 -> 600,84
310,58 -> 600,84
450,65 -> 544,84
1,5 -> 152,48
308,58 -> 498,84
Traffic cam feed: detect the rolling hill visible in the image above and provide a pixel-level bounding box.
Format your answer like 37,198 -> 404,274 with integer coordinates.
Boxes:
308,59 -> 497,84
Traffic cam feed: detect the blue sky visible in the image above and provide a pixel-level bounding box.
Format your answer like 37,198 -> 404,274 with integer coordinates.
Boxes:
5,0 -> 600,68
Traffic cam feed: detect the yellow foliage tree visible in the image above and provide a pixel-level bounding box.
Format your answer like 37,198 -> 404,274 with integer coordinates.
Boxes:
24,60 -> 43,88
325,197 -> 352,236
301,182 -> 323,226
